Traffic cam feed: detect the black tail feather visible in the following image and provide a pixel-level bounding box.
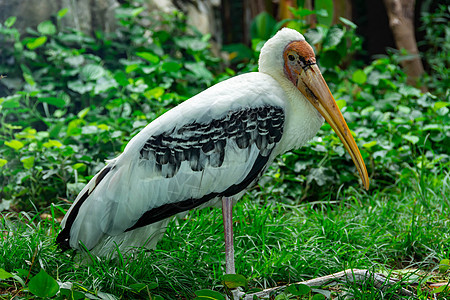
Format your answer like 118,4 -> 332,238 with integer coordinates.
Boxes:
55,165 -> 113,251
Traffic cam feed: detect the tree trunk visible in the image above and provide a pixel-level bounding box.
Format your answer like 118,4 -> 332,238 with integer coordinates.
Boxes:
333,0 -> 352,25
0,0 -> 118,36
383,0 -> 425,87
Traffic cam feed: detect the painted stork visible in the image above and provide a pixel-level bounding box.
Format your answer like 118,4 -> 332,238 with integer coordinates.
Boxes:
56,28 -> 369,273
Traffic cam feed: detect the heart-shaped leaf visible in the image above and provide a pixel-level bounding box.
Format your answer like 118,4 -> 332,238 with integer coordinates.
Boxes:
28,269 -> 59,297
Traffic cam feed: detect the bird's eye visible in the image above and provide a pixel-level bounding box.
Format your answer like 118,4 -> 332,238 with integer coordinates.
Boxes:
288,54 -> 295,61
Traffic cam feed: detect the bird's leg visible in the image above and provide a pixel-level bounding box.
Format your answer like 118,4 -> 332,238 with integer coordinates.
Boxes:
222,196 -> 235,274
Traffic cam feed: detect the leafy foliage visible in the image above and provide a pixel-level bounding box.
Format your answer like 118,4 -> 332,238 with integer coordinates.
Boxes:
226,7 -> 449,202
263,53 -> 449,201
28,269 -> 59,297
0,171 -> 448,299
419,3 -> 449,98
0,2 -> 448,299
1,1 -> 449,211
0,6 -> 221,211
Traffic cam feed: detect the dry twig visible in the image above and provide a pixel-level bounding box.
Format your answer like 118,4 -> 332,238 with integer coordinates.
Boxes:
235,269 -> 415,299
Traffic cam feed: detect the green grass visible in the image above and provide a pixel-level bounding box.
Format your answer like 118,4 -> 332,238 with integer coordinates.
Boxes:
0,3 -> 448,299
1,170 -> 449,299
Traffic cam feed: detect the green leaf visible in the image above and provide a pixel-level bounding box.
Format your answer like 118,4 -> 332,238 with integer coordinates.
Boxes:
68,80 -> 93,94
185,62 -> 214,83
0,159 -> 7,168
194,289 -> 226,300
336,99 -> 346,109
131,7 -> 145,17
315,0 -> 334,27
37,20 -> 56,35
433,284 -> 450,294
363,141 -> 377,149
114,71 -> 129,86
136,52 -> 160,64
16,128 -> 37,139
287,283 -> 311,296
352,69 -> 367,84
304,28 -> 325,45
307,167 -> 334,186
39,97 -> 66,108
5,140 -> 24,150
312,294 -> 326,300
60,288 -> 85,300
162,61 -> 182,72
73,163 -> 87,172
144,87 -> 165,99
78,107 -> 90,119
439,259 -> 450,273
97,124 -> 109,131
14,269 -> 28,278
65,55 -> 85,67
293,8 -> 316,17
57,8 -> 69,19
5,16 -> 17,28
250,12 -> 276,40
21,156 -> 35,169
361,106 -> 375,116
175,37 -> 209,52
319,50 -> 341,68
3,124 -> 23,130
26,36 -> 47,50
315,9 -> 329,17
147,282 -> 158,290
94,77 -> 117,94
274,294 -> 289,300
1,97 -> 20,108
397,105 -> 411,114
323,26 -> 344,49
43,140 -> 63,148
81,64 -> 106,81
403,135 -> 419,144
339,17 -> 357,29
125,64 -> 139,73
0,268 -> 13,279
67,119 -> 84,136
222,274 -> 248,289
97,291 -> 119,300
23,73 -> 35,86
423,124 -> 441,131
433,101 -> 450,111
28,269 -> 59,297
399,85 -> 421,97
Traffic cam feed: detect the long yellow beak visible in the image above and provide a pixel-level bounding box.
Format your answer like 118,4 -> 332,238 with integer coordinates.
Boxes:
297,64 -> 370,190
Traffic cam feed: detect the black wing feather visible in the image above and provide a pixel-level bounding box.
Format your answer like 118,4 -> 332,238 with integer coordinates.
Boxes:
128,105 -> 285,231
56,165 -> 114,250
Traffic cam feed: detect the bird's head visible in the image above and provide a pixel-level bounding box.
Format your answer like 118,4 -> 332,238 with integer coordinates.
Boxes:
259,28 -> 370,190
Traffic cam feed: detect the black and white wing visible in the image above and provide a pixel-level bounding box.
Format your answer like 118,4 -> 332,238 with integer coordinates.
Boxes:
57,73 -> 288,255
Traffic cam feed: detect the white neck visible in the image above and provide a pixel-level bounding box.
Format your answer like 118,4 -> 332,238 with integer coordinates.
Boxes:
272,74 -> 324,155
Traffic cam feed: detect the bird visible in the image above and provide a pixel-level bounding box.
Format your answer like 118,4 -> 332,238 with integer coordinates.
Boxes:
56,28 -> 369,274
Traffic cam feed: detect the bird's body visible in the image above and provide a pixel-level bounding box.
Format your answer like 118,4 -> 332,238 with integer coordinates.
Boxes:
58,72 -> 322,256
57,28 -> 368,260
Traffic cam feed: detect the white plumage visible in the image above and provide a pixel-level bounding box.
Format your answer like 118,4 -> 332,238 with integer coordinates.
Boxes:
57,28 -> 368,259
